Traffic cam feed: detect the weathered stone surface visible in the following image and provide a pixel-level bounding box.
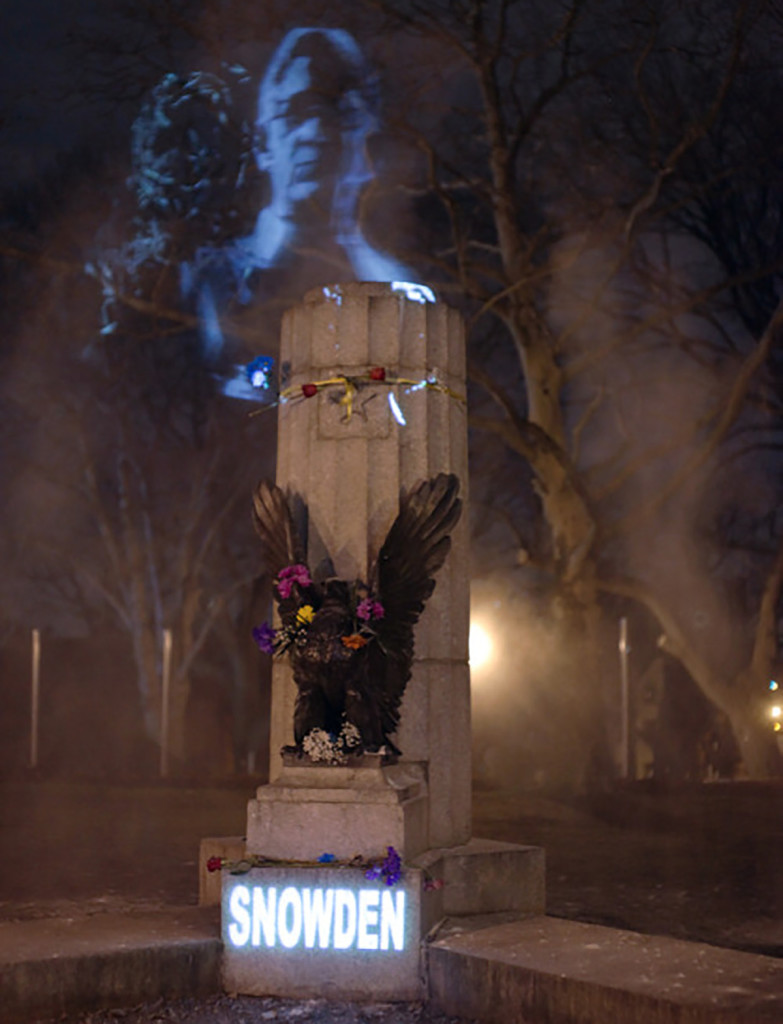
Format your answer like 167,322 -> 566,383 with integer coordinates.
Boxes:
415,838 -> 546,918
0,907 -> 221,1024
269,282 -> 470,851
222,865 -> 423,1001
199,836 -> 247,906
246,761 -> 429,861
428,916 -> 783,1024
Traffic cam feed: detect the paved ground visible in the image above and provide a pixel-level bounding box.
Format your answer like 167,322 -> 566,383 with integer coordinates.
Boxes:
59,994 -> 471,1023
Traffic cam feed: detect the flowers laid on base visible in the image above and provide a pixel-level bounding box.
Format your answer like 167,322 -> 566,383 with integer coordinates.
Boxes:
364,846 -> 402,886
206,844 -> 443,892
301,722 -> 362,765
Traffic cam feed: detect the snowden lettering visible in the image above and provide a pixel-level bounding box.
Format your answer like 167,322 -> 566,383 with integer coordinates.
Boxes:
227,884 -> 406,952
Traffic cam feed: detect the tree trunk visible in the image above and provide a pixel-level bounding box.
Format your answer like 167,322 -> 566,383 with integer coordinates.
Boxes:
131,624 -> 161,744
724,694 -> 782,779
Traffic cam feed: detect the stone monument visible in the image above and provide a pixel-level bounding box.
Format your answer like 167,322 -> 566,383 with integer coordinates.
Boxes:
209,282 -> 544,1001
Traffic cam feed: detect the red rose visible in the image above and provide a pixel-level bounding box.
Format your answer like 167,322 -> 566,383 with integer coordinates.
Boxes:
206,856 -> 223,873
302,383 -> 318,398
369,367 -> 386,381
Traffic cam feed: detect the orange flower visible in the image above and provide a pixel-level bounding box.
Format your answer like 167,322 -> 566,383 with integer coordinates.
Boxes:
341,633 -> 368,650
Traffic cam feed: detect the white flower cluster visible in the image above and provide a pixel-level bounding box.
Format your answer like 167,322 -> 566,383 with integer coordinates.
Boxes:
302,728 -> 340,763
340,721 -> 361,749
301,721 -> 363,764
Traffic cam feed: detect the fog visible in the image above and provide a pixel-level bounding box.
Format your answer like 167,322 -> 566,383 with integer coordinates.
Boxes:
1,0 -> 782,800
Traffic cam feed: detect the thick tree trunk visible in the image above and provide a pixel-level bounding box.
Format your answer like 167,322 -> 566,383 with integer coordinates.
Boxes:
723,694 -> 782,779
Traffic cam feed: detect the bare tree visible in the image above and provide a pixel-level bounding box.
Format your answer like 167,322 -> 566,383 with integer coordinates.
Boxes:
359,0 -> 783,778
4,0 -> 782,780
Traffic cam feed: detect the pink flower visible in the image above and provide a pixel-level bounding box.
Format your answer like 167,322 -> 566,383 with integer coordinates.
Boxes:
276,564 -> 312,599
206,856 -> 223,873
357,598 -> 385,621
369,366 -> 386,381
302,383 -> 318,398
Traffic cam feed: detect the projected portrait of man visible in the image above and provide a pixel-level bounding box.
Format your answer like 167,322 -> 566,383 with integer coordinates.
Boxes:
189,28 -> 415,383
246,26 -> 410,283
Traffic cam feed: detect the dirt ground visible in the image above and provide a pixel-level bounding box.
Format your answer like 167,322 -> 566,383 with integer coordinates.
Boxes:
0,777 -> 780,1022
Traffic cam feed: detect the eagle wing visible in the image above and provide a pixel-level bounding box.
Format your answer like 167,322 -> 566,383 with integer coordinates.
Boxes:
367,473 -> 462,745
251,479 -> 315,621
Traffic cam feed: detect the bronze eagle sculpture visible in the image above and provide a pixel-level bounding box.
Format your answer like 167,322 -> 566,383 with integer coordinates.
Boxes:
251,473 -> 462,759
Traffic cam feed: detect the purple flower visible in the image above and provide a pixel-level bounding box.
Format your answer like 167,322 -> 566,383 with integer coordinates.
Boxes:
252,622 -> 277,654
382,845 -> 402,886
276,564 -> 312,599
318,853 -> 336,863
364,864 -> 383,881
357,598 -> 385,621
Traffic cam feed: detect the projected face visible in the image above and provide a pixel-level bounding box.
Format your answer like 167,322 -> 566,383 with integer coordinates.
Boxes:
265,60 -> 342,211
255,29 -> 375,229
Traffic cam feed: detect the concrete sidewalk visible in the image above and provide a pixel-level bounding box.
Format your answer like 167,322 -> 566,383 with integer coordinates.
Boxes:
429,915 -> 783,1023
0,905 -> 221,1023
2,907 -> 783,1023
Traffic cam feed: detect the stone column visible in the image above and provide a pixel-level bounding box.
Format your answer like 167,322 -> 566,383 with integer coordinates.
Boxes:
269,281 -> 471,850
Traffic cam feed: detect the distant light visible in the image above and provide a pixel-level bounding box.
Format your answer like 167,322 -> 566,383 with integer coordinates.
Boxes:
770,680 -> 779,691
469,623 -> 493,669
388,392 -> 406,426
775,722 -> 782,733
771,705 -> 781,719
391,281 -> 436,304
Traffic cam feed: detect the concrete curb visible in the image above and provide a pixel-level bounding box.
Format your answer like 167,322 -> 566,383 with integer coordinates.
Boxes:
2,908 -> 783,1023
428,916 -> 783,1024
0,907 -> 221,1024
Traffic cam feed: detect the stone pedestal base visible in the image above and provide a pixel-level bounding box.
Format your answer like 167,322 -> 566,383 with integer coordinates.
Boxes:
211,832 -> 545,1002
222,865 -> 423,1000
208,759 -> 546,1002
246,758 -> 429,862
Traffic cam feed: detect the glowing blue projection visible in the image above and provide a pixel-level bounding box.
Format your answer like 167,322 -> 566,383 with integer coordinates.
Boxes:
91,29 -> 436,407
246,28 -> 411,280
388,392 -> 407,426
188,27 -> 426,386
391,282 -> 436,303
226,883 -> 406,952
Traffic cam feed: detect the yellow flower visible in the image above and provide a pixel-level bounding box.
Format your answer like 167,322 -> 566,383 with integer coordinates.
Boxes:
296,605 -> 315,625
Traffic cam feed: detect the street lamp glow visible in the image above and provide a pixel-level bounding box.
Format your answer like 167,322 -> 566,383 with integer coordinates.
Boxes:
469,623 -> 493,669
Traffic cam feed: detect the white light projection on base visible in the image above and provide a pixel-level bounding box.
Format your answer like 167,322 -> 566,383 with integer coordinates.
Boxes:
225,881 -> 407,953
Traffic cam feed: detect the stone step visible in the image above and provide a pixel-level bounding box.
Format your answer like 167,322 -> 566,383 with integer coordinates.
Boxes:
428,915 -> 783,1024
2,907 -> 782,1023
0,907 -> 221,1024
